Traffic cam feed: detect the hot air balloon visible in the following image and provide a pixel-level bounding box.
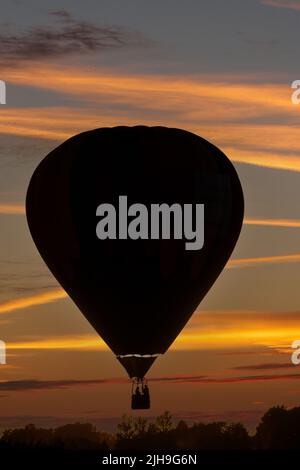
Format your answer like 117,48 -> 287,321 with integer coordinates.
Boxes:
26,126 -> 244,409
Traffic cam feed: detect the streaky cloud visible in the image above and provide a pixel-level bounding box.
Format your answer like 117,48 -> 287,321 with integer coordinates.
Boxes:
232,362 -> 294,370
0,204 -> 25,215
227,253 -> 300,268
262,0 -> 300,11
0,13 -> 151,66
0,288 -> 67,314
2,372 -> 300,392
244,218 -> 300,228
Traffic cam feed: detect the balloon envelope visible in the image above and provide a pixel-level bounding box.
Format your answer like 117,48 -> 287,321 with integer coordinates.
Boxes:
26,126 -> 244,378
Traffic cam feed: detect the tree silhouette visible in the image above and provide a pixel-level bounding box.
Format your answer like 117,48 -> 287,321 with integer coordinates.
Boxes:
155,411 -> 173,433
116,414 -> 136,440
133,416 -> 148,436
255,405 -> 300,450
53,423 -> 104,450
2,424 -> 53,448
3,405 -> 300,453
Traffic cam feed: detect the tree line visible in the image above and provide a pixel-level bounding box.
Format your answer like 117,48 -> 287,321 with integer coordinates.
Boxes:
1,405 -> 300,451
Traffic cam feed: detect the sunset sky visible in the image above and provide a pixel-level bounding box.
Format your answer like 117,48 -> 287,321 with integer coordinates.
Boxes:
1,0 -> 300,433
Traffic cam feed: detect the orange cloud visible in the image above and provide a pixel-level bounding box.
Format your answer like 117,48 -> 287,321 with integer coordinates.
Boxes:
1,63 -> 300,172
3,64 -> 290,113
1,109 -> 299,172
262,0 -> 300,11
244,218 -> 300,228
8,335 -> 105,351
0,289 -> 67,314
0,204 -> 25,215
177,309 -> 300,351
227,253 -> 300,268
222,147 -> 300,173
174,312 -> 300,350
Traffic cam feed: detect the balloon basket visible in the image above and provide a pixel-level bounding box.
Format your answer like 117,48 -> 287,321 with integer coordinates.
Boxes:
131,378 -> 150,409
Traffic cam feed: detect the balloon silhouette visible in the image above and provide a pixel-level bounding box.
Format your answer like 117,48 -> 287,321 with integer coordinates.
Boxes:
26,126 -> 244,408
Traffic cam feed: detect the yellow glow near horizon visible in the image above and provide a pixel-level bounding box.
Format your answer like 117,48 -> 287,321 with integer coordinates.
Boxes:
7,335 -> 105,351
6,311 -> 300,352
